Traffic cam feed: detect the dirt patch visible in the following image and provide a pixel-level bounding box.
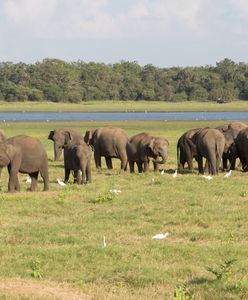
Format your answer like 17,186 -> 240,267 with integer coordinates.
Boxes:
0,278 -> 92,300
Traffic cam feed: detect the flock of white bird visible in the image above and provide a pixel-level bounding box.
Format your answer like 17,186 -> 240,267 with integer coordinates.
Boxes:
24,163 -> 232,249
159,168 -> 232,180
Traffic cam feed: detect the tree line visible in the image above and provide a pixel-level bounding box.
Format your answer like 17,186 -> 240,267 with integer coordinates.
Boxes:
0,58 -> 247,103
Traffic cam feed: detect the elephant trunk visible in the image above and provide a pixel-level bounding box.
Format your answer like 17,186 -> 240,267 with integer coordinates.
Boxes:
54,144 -> 62,161
153,152 -> 167,164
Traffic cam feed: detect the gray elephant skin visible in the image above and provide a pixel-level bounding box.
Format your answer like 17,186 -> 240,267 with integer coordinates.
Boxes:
0,129 -> 7,176
177,128 -> 202,171
64,140 -> 92,184
0,135 -> 49,192
235,127 -> 248,171
84,127 -> 129,170
127,132 -> 169,173
192,128 -> 225,175
216,122 -> 247,170
48,128 -> 82,161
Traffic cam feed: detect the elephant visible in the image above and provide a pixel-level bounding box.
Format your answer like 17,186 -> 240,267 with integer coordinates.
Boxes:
192,128 -> 225,175
177,128 -> 202,171
0,129 -> 7,176
48,128 -> 82,161
235,127 -> 248,171
126,132 -> 169,173
0,129 -> 7,142
64,140 -> 92,184
0,135 -> 49,192
216,122 -> 247,170
84,127 -> 129,170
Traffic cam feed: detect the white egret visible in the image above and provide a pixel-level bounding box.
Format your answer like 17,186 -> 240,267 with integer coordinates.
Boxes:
172,169 -> 178,178
25,176 -> 31,184
152,233 -> 169,240
202,175 -> 213,180
57,179 -> 66,186
102,236 -> 107,248
224,170 -> 232,178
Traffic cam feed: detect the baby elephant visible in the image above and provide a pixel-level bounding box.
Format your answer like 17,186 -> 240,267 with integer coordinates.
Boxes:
127,132 -> 169,173
64,140 -> 91,184
0,135 -> 49,192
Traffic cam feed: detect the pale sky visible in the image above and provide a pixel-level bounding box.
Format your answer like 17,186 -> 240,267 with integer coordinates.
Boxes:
0,0 -> 248,67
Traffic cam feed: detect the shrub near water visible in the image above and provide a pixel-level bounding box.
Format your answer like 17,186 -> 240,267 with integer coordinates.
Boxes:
0,120 -> 247,299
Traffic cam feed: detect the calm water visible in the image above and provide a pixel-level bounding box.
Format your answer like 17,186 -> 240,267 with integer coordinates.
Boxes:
0,111 -> 248,121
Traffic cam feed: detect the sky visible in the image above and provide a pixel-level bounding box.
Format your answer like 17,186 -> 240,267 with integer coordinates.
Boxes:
0,0 -> 248,67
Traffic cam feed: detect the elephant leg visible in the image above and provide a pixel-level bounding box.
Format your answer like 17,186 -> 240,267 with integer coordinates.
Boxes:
216,156 -> 222,174
244,155 -> 248,172
8,164 -> 20,192
86,162 -> 92,183
222,154 -> 228,170
178,162 -> 183,171
40,165 -> 49,191
119,152 -> 128,171
129,161 -> 135,173
143,159 -> 149,172
208,152 -> 217,175
137,161 -> 143,173
105,157 -> 113,169
74,170 -> 81,184
229,153 -> 237,170
153,161 -> 159,172
94,152 -> 101,169
30,172 -> 39,191
64,168 -> 70,183
197,155 -> 204,174
187,158 -> 194,171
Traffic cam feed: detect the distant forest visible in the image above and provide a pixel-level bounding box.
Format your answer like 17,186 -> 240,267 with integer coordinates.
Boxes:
0,58 -> 248,103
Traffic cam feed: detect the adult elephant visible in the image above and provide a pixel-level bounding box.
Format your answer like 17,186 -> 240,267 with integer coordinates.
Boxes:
0,129 -> 7,176
0,129 -> 7,142
48,128 -> 82,161
127,132 -> 169,173
216,122 -> 247,170
64,140 -> 92,184
177,128 -> 202,171
235,127 -> 248,171
192,128 -> 225,175
0,135 -> 49,192
84,127 -> 129,170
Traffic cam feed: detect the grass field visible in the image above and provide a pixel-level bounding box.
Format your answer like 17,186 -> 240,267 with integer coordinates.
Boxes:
0,100 -> 248,112
0,120 -> 248,299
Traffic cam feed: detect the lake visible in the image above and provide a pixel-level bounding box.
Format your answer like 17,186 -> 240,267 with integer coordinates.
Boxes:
0,111 -> 248,122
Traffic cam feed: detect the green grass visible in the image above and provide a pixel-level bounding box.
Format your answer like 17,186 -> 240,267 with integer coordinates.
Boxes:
0,120 -> 248,299
0,100 -> 247,112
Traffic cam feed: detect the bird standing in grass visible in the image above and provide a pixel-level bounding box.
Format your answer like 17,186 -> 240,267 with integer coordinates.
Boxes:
25,176 -> 31,184
224,170 -> 232,178
102,236 -> 107,248
57,178 -> 66,186
172,169 -> 177,178
203,175 -> 213,180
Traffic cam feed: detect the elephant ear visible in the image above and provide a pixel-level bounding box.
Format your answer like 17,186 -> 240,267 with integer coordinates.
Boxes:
164,138 -> 169,146
147,138 -> 155,154
64,131 -> 73,145
48,130 -> 55,141
84,130 -> 94,145
84,130 -> 91,144
0,143 -> 13,166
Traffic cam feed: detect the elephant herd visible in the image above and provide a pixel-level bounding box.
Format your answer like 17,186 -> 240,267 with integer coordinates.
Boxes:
0,121 -> 248,192
177,121 -> 248,175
